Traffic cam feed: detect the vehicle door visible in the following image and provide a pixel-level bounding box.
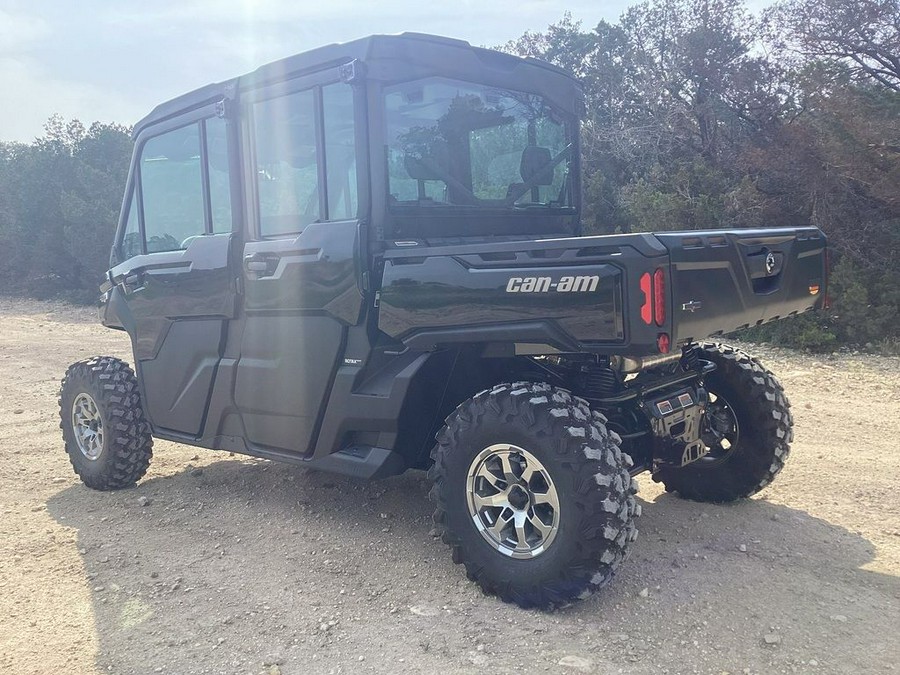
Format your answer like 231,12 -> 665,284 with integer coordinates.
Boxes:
108,106 -> 239,436
234,68 -> 366,455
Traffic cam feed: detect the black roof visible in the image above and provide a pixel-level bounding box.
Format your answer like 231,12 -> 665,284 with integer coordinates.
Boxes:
133,33 -> 581,138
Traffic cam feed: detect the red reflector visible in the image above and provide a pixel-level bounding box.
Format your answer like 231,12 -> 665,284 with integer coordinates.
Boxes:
653,267 -> 666,326
639,272 -> 652,324
657,333 -> 671,354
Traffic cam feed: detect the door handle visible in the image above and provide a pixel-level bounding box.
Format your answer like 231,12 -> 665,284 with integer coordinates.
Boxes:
116,270 -> 144,292
245,260 -> 268,273
244,253 -> 278,278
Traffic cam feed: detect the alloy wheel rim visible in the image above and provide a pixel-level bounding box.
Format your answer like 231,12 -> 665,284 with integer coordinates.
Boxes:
465,444 -> 560,559
72,392 -> 104,461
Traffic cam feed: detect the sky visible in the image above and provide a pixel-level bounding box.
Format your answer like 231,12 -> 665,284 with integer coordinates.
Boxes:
0,0 -> 644,143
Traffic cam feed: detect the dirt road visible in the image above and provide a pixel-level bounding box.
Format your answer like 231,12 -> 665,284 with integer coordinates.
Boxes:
1,298 -> 898,675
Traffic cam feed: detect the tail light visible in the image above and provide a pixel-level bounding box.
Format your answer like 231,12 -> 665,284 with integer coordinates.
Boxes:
639,268 -> 670,353
657,333 -> 671,354
823,247 -> 832,310
639,268 -> 668,327
639,272 -> 652,324
653,267 -> 666,326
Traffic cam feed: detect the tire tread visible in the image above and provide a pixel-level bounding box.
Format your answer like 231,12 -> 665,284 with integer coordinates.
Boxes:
429,381 -> 639,609
59,356 -> 153,490
654,342 -> 792,502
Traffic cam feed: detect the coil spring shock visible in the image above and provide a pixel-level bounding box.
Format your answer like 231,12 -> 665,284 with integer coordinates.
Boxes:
681,344 -> 700,371
581,363 -> 620,398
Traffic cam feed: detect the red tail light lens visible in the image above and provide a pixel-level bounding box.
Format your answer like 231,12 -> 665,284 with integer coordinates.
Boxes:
653,267 -> 666,326
657,332 -> 671,354
639,272 -> 652,324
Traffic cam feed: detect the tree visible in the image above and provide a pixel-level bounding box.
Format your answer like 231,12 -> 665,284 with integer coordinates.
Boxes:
503,0 -> 791,234
618,0 -> 785,160
768,0 -> 900,91
503,0 -> 898,348
0,116 -> 132,300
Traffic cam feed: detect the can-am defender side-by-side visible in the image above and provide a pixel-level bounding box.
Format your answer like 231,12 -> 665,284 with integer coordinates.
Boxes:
60,34 -> 826,608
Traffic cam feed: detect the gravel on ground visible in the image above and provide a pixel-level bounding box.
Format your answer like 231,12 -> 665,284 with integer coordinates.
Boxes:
1,298 -> 898,675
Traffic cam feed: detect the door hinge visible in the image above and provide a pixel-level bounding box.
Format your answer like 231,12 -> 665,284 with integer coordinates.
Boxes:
373,291 -> 381,308
339,59 -> 365,84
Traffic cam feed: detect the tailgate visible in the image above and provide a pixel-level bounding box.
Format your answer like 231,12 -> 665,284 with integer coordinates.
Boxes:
655,228 -> 827,343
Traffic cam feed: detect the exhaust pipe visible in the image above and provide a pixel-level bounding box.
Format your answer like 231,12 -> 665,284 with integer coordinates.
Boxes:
610,353 -> 682,374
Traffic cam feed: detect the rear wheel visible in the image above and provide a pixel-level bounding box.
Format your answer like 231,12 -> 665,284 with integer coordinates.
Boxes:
429,382 -> 639,609
653,343 -> 792,502
59,357 -> 153,490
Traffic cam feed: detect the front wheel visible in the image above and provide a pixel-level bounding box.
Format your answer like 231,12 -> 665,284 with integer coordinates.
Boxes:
429,382 -> 639,609
59,356 -> 153,490
653,343 -> 793,502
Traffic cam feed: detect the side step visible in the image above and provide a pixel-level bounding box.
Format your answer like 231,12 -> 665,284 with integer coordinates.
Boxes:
306,446 -> 406,480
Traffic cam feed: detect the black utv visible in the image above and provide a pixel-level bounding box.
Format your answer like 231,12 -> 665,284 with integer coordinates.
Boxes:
60,33 -> 827,608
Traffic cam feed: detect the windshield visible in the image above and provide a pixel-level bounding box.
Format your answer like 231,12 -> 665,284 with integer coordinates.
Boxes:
385,78 -> 574,211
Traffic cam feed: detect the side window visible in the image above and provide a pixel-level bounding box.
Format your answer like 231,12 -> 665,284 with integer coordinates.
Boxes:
322,83 -> 357,221
205,116 -> 233,233
121,193 -> 142,259
125,116 -> 232,258
254,89 -> 319,237
140,124 -> 205,253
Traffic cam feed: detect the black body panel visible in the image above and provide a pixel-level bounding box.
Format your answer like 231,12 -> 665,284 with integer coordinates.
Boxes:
378,233 -> 668,354
235,220 -> 365,455
106,233 -> 236,435
311,350 -> 433,460
657,228 -> 827,343
137,320 -> 224,435
234,316 -> 344,452
379,256 -> 624,345
241,221 -> 364,323
107,234 -> 235,360
377,229 -> 826,357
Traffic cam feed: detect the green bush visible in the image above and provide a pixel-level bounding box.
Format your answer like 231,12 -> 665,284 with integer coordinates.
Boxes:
829,257 -> 900,346
734,313 -> 838,352
735,256 -> 899,351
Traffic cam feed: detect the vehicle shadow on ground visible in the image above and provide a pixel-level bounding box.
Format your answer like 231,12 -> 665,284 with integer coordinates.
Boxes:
47,457 -> 900,674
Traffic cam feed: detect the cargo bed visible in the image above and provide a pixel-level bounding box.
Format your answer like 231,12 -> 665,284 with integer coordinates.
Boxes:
378,227 -> 827,356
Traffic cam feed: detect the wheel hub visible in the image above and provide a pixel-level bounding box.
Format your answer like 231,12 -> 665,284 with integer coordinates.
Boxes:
698,391 -> 739,464
465,444 -> 560,559
72,392 -> 104,461
507,484 -> 530,510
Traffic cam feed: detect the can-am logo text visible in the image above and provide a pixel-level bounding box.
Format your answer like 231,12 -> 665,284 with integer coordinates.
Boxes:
506,275 -> 601,293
